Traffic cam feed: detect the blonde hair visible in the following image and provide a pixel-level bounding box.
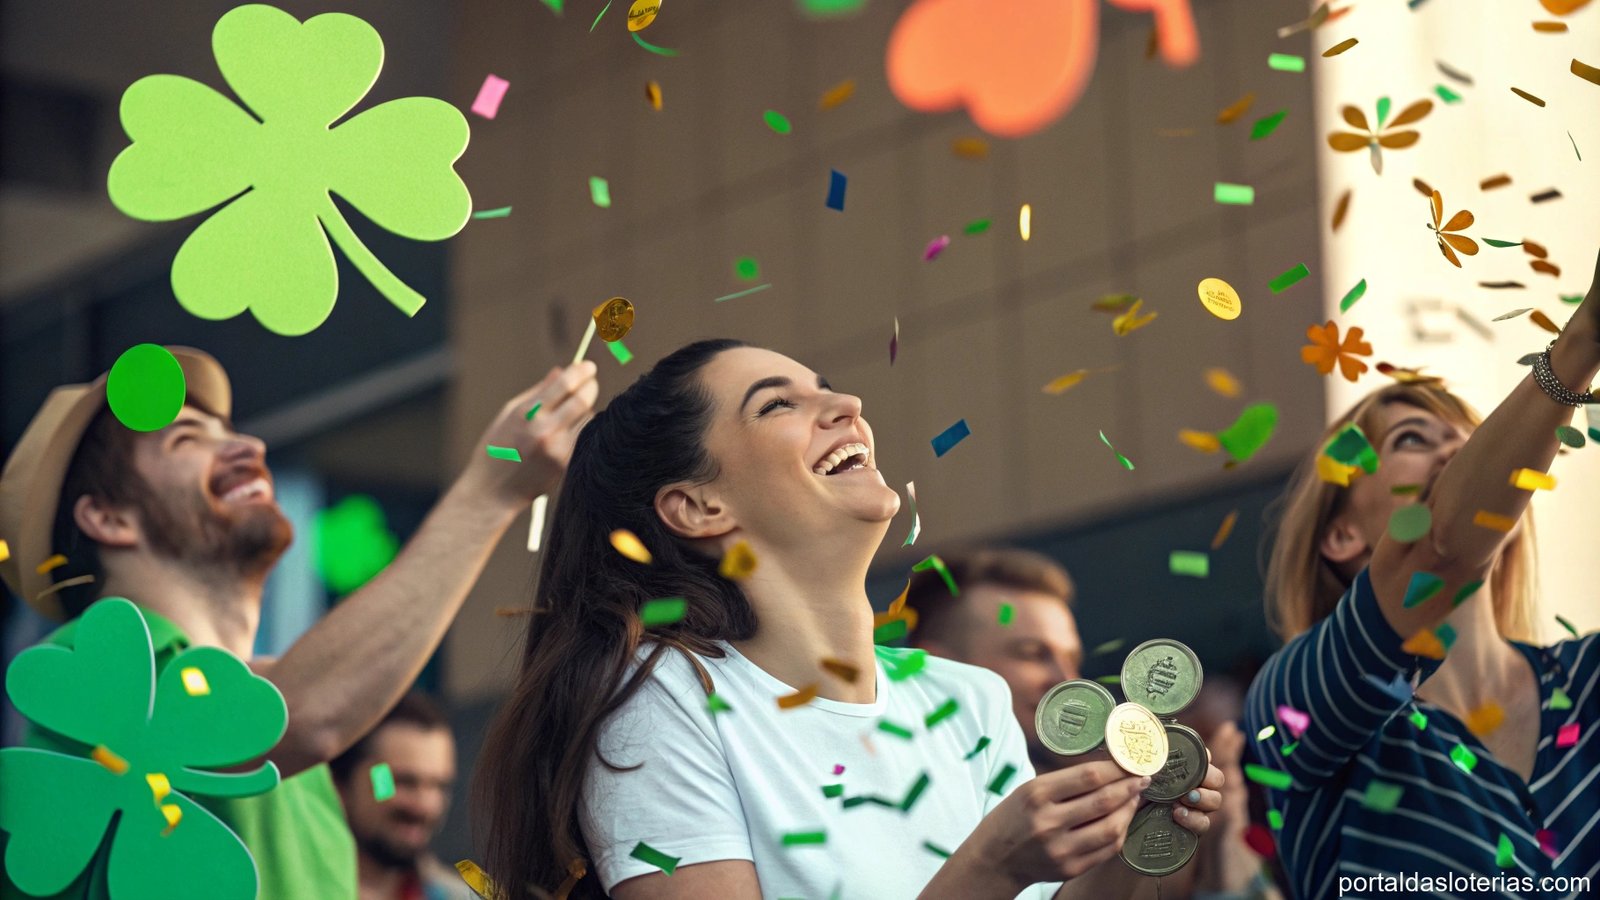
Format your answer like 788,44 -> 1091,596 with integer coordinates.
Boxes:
1264,381 -> 1538,643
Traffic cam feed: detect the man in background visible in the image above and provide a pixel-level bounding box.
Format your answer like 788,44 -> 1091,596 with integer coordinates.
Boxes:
332,692 -> 473,900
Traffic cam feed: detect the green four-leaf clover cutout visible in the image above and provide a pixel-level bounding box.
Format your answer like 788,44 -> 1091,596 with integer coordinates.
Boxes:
107,4 -> 472,336
0,599 -> 287,900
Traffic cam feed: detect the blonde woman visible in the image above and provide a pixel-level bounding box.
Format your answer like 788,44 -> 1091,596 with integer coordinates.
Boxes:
1244,251 -> 1600,898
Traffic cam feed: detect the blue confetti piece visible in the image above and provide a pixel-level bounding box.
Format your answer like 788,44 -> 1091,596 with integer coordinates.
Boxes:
825,169 -> 848,211
930,419 -> 971,457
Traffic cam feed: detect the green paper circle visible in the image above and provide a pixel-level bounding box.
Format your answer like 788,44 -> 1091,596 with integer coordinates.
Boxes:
735,257 -> 760,281
1555,425 -> 1586,449
107,344 -> 186,432
763,110 -> 792,134
1387,504 -> 1433,543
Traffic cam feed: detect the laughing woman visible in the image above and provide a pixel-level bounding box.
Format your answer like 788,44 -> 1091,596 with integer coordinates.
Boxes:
474,340 -> 1220,899
1245,251 -> 1600,897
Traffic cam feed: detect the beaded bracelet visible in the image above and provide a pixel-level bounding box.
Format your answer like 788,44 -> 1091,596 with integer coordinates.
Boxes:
1532,340 -> 1597,407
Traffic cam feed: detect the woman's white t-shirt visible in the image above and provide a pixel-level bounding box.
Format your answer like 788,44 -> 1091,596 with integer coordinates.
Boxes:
579,642 -> 1060,899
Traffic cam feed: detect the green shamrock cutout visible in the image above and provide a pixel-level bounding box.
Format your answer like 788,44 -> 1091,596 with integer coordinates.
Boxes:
314,494 -> 400,596
106,4 -> 472,336
0,598 -> 287,900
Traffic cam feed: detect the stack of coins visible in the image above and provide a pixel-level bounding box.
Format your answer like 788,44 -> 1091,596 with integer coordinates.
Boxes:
1033,638 -> 1207,876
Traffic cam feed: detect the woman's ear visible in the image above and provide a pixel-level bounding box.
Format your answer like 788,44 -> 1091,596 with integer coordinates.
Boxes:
1319,513 -> 1369,567
655,483 -> 734,541
73,494 -> 141,549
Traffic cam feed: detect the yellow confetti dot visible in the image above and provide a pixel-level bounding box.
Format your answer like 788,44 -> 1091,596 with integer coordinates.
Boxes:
1473,510 -> 1517,532
0,539 -> 9,564
609,529 -> 652,564
719,540 -> 758,579
1509,468 -> 1556,491
160,803 -> 182,835
626,0 -> 659,32
1179,430 -> 1221,454
180,666 -> 211,697
1465,703 -> 1505,736
1204,367 -> 1242,397
35,554 -> 67,576
1019,203 -> 1032,241
1316,454 -> 1360,486
146,772 -> 172,804
91,745 -> 129,775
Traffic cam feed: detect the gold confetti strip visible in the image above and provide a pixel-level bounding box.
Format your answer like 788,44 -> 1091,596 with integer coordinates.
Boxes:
1465,703 -> 1505,736
1210,509 -> 1240,550
1479,174 -> 1511,191
645,81 -> 662,111
1533,21 -> 1569,32
1412,177 -> 1434,198
180,667 -> 211,697
160,803 -> 182,835
609,529 -> 652,564
1217,92 -> 1257,124
1331,188 -> 1352,231
1204,367 -> 1241,397
820,658 -> 861,683
1573,59 -> 1600,87
818,79 -> 857,110
1321,37 -> 1358,57
35,554 -> 67,575
1531,260 -> 1561,278
35,574 -> 94,604
951,137 -> 990,159
1529,310 -> 1560,333
1510,468 -> 1556,491
1316,455 -> 1360,486
777,683 -> 820,709
1043,370 -> 1091,395
1178,430 -> 1221,454
146,772 -> 172,804
1511,87 -> 1546,107
92,745 -> 130,775
1473,510 -> 1517,532
1524,239 -> 1549,259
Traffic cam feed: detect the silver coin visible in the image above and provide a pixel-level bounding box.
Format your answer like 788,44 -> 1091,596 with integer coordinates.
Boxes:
1035,679 -> 1115,756
1143,723 -> 1208,802
1120,638 -> 1203,717
1121,802 -> 1198,876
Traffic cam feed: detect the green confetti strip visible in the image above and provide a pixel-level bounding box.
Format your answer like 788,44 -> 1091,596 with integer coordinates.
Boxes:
963,736 -> 991,760
841,794 -> 895,810
541,0 -> 564,13
873,618 -> 909,644
1256,725 -> 1276,741
1361,779 -> 1404,812
706,692 -> 733,714
1569,130 -> 1581,162
1390,484 -> 1423,496
1495,833 -> 1515,868
763,110 -> 793,134
1556,615 -> 1580,639
821,783 -> 843,798
589,0 -> 611,31
631,31 -> 680,56
629,842 -> 680,875
1245,764 -> 1293,790
1217,403 -> 1280,463
1434,84 -> 1463,103
640,597 -> 688,627
1449,743 -> 1478,774
1169,551 -> 1210,578
781,831 -> 826,846
1267,53 -> 1306,73
1280,741 -> 1299,756
913,554 -> 959,595
878,646 -> 927,681
997,603 -> 1015,626
524,401 -> 541,421
1269,263 -> 1310,293
1483,238 -> 1525,249
1551,688 -> 1573,710
899,772 -> 931,812
922,841 -> 952,859
963,218 -> 991,235
1403,572 -> 1445,608
986,764 -> 1019,795
1324,423 -> 1380,473
1564,294 -> 1586,306
471,206 -> 512,219
1556,425 -> 1587,448
1096,675 -> 1123,685
713,283 -> 773,303
1409,710 -> 1429,730
1089,639 -> 1125,657
1339,279 -> 1368,313
924,699 -> 959,729
877,719 -> 914,740
1099,430 -> 1135,469
589,176 -> 611,208
1387,505 -> 1433,542
485,445 -> 522,462
370,762 -> 395,801
1452,580 -> 1484,607
735,257 -> 761,281
1267,809 -> 1284,830
607,340 -> 634,365
1250,109 -> 1289,141
1214,182 -> 1256,205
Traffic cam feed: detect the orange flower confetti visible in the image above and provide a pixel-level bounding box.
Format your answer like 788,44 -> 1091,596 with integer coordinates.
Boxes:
1426,190 -> 1478,268
1301,321 -> 1372,382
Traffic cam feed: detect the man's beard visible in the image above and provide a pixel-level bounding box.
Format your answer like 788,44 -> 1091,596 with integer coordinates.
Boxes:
355,827 -> 426,870
139,486 -> 292,577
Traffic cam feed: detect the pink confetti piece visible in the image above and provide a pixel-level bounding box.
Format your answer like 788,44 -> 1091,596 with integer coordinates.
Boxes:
1277,705 -> 1310,738
1536,829 -> 1559,859
471,74 -> 511,119
923,235 -> 951,261
832,764 -> 845,775
1556,723 -> 1580,748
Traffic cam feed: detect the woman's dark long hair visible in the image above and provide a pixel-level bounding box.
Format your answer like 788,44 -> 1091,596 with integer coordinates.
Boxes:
473,338 -> 759,899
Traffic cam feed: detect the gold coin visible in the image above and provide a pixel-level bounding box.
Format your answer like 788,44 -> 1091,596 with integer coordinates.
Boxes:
1104,702 -> 1169,777
627,0 -> 660,31
1197,277 -> 1241,321
593,297 -> 635,342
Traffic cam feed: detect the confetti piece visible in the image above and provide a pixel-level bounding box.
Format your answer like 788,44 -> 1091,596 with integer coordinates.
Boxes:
1403,572 -> 1445,608
640,597 -> 688,627
1201,368 -> 1241,398
1099,430 -> 1134,470
1573,59 -> 1600,87
873,617 -> 909,644
778,684 -> 821,709
145,772 -> 171,804
952,137 -> 990,159
1250,109 -> 1289,141
1556,425 -> 1586,448
1019,204 -> 1032,241
1267,809 -> 1284,831
1410,710 -> 1429,730
1511,87 -> 1546,106
1452,581 -> 1484,607
1557,724 -> 1581,750
1095,675 -> 1122,685
882,647 -> 928,681
1111,299 -> 1158,335
1479,281 -> 1526,290
781,830 -> 827,847
0,540 -> 9,565
1244,823 -> 1277,856
1277,2 -> 1329,38
987,764 -> 1019,795
180,667 -> 210,696
1256,725 -> 1276,741
1244,764 -> 1292,790
1269,263 -> 1310,293
1332,189 -> 1352,231
901,481 -> 921,547
735,257 -> 760,281
370,762 -> 396,801
1361,779 -> 1404,812
931,420 -> 971,457
472,207 -> 512,219
820,658 -> 861,683
525,402 -> 541,421
763,110 -> 793,134
527,494 -> 548,552
631,31 -> 679,56
1217,403 -> 1279,463
1214,182 -> 1256,205
108,344 -> 186,433
1495,833 -> 1515,868
1535,20 -> 1570,31
1479,174 -> 1512,191
626,0 -> 659,30
1217,93 -> 1257,124
1179,429 -> 1221,454
589,176 -> 611,208
1333,279 -> 1368,314
1089,639 -> 1126,658
1169,551 -> 1209,578
1510,468 -> 1555,491
899,771 -> 932,811
1402,628 -> 1446,659
1211,510 -> 1239,549
1531,260 -> 1561,278
471,74 -> 510,119
1530,188 -> 1562,203
959,218 -> 993,237
712,283 -> 773,303
1473,510 -> 1517,532
1044,370 -> 1091,394
924,699 -> 960,728
825,169 -> 847,211
878,720 -> 914,740
1493,308 -> 1534,321
485,445 -> 522,462
1435,84 -> 1463,104
1557,615 -> 1580,638
160,804 -> 182,835
457,860 -> 496,898
630,842 -> 680,875
964,736 -> 991,760
889,317 -> 899,365
923,842 -> 952,858
1387,505 -> 1432,543
1543,0 -> 1595,14
1450,743 -> 1478,773
1276,705 -> 1310,738
821,784 -> 843,799
923,235 -> 951,261
1570,131 -> 1582,160
91,745 -> 129,775
703,692 -> 734,716
1093,293 -> 1139,313
1324,423 -> 1379,473
1268,53 -> 1306,73
832,764 -> 845,775
1437,60 -> 1474,85
607,341 -> 634,365
645,79 -> 662,109
1322,37 -> 1358,57
997,603 -> 1014,626
913,554 -> 959,596
1464,703 -> 1505,737
1529,310 -> 1561,334
1551,687 -> 1573,710
1538,829 -> 1560,859
819,79 -> 856,110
